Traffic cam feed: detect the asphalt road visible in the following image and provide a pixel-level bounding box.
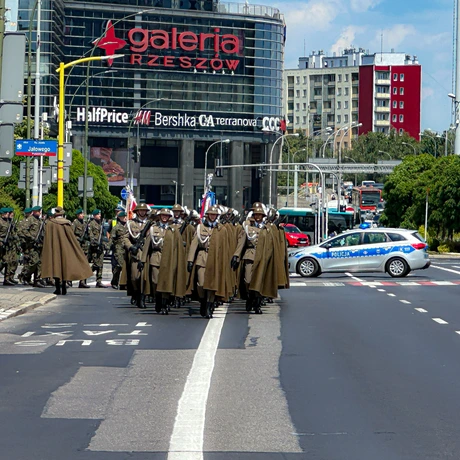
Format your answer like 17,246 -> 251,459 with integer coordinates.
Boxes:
1,259 -> 460,459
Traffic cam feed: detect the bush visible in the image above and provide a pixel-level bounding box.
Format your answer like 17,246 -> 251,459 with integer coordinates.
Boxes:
437,244 -> 451,254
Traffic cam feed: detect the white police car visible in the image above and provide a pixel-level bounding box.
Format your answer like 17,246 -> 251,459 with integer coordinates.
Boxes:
289,227 -> 430,278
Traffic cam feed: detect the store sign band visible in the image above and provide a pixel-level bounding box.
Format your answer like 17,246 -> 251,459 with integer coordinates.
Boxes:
75,107 -> 284,132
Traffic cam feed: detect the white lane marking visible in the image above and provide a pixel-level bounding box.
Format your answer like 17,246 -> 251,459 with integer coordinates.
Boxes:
456,331 -> 460,336
453,266 -> 460,269
432,318 -> 448,325
345,272 -> 365,282
399,282 -> 419,286
431,281 -> 455,286
387,293 -> 396,297
377,289 -> 386,292
168,306 -> 228,460
431,265 -> 460,276
361,282 -> 383,286
415,308 -> 427,313
290,282 -> 307,287
400,300 -> 411,304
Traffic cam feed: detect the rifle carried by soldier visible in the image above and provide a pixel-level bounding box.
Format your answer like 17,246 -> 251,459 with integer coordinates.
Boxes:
129,219 -> 153,256
79,217 -> 91,244
3,217 -> 17,247
35,217 -> 46,245
179,213 -> 193,235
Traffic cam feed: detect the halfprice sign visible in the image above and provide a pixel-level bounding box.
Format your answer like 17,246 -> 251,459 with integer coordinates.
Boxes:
15,139 -> 57,157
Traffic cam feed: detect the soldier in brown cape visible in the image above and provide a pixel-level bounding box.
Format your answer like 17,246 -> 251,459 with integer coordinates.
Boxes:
186,205 -> 231,319
41,207 -> 93,295
231,204 -> 278,314
121,203 -> 150,306
139,208 -> 186,313
267,208 -> 290,291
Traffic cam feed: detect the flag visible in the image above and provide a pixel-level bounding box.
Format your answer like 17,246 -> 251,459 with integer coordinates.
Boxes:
199,191 -> 216,218
126,189 -> 137,220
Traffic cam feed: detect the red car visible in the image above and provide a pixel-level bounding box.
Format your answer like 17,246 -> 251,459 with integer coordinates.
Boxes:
280,223 -> 311,247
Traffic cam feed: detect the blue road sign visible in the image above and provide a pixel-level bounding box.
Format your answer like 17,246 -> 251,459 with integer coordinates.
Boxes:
15,139 -> 57,157
120,188 -> 129,200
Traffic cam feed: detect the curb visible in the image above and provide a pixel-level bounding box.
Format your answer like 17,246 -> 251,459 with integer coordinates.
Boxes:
429,253 -> 460,259
0,293 -> 57,322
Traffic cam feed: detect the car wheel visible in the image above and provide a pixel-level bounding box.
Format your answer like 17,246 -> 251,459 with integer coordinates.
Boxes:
386,257 -> 409,278
297,258 -> 320,278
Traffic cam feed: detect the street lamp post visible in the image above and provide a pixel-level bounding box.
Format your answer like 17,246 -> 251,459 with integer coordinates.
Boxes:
56,54 -> 123,208
172,180 -> 178,203
402,142 -> 417,155
420,131 -> 438,157
292,148 -> 306,207
343,155 -> 357,187
269,133 -> 299,206
204,139 -> 230,193
378,150 -> 392,160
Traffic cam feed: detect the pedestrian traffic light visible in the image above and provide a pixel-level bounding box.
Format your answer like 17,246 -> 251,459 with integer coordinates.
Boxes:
130,146 -> 140,163
256,164 -> 266,179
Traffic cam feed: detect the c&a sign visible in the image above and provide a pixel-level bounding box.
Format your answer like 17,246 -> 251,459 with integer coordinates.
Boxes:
95,21 -> 242,72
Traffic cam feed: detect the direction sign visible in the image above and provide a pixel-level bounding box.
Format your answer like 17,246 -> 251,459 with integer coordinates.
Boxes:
15,139 -> 57,157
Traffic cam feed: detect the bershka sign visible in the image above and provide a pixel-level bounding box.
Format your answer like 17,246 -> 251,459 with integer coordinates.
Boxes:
94,21 -> 242,71
75,107 -> 283,132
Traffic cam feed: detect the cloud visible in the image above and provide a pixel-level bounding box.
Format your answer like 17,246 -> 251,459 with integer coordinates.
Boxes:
330,25 -> 366,54
349,0 -> 381,12
283,0 -> 343,30
373,24 -> 417,50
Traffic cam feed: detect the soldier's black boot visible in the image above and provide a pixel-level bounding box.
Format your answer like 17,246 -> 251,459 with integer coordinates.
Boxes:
61,280 -> 67,296
206,302 -> 214,319
137,293 -> 146,309
254,297 -> 263,315
3,278 -> 15,286
79,280 -> 90,289
53,279 -> 61,295
155,292 -> 162,313
199,298 -> 207,317
161,297 -> 169,315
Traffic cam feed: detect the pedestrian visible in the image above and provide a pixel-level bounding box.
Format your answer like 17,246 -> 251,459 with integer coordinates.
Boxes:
21,205 -> 46,288
72,208 -> 90,288
139,208 -> 186,313
187,205 -> 231,318
41,207 -> 93,295
110,211 -> 127,289
87,209 -> 107,288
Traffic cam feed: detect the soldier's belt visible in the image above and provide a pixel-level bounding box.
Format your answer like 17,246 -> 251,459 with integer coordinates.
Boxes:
199,248 -> 209,252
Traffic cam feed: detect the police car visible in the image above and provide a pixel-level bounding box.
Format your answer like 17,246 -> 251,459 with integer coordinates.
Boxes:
289,227 -> 430,278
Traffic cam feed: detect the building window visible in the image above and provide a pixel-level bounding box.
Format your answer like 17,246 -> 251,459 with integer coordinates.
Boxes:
337,115 -> 341,124
338,74 -> 342,83
296,116 -> 300,124
303,76 -> 307,84
337,88 -> 342,96
400,87 -> 404,95
400,73 -> 405,81
303,103 -> 307,110
303,116 -> 307,124
337,101 -> 341,110
392,100 -> 397,108
344,87 -> 349,96
399,114 -> 404,122
314,88 -> 322,96
344,100 -> 349,109
296,90 -> 300,97
393,87 -> 397,95
296,103 -> 300,110
400,101 -> 404,109
344,142 -> 348,150
392,114 -> 397,122
303,90 -> 307,97
345,74 -> 349,82
344,114 -> 349,123
399,128 -> 404,134
393,73 -> 398,81
296,76 -> 300,84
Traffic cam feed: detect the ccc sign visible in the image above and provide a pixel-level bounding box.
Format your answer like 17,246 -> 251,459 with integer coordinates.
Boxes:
260,116 -> 286,133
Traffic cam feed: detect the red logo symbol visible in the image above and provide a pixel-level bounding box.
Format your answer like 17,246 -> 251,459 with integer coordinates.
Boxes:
93,20 -> 127,66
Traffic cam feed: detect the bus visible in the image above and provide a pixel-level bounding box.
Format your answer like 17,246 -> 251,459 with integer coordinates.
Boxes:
278,207 -> 354,244
351,186 -> 382,224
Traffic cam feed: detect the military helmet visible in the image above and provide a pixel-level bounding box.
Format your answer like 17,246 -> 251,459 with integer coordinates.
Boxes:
172,204 -> 184,212
206,205 -> 220,215
133,203 -> 149,212
252,206 -> 266,216
159,208 -> 173,217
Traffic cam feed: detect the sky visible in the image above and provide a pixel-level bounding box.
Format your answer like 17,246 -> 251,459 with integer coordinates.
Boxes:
262,0 -> 455,133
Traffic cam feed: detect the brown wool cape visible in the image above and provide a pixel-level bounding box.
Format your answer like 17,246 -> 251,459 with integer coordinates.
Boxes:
240,226 -> 278,299
140,226 -> 186,297
272,224 -> 290,289
186,223 -> 231,301
41,218 -> 93,281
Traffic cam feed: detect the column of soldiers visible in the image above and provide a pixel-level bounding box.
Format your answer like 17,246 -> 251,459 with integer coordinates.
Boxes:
0,202 -> 290,316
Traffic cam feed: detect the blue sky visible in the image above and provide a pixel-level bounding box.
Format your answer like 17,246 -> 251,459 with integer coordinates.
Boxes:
263,0 -> 454,133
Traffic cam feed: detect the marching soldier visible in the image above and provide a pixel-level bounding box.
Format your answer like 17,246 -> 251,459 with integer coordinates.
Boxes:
4,207 -> 19,285
72,208 -> 90,288
110,211 -> 127,289
139,208 -> 186,313
87,209 -> 107,288
122,203 -> 151,306
231,203 -> 278,314
17,207 -> 32,285
186,205 -> 231,319
22,206 -> 46,288
0,208 -> 18,285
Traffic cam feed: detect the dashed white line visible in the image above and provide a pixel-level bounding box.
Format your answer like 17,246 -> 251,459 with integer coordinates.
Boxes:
387,293 -> 396,297
400,300 -> 411,304
345,273 -> 365,282
377,289 -> 386,292
432,318 -> 448,325
431,265 -> 460,276
456,331 -> 460,336
415,308 -> 428,313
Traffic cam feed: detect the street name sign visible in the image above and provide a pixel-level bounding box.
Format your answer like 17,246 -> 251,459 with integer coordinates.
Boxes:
15,139 -> 57,157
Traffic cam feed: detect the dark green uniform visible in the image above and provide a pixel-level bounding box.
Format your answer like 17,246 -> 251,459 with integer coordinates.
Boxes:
88,218 -> 104,282
21,214 -> 44,285
72,218 -> 89,256
17,212 -> 32,284
110,220 -> 127,288
0,215 -> 18,284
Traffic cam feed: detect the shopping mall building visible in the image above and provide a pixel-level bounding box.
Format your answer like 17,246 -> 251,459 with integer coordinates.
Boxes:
13,0 -> 286,209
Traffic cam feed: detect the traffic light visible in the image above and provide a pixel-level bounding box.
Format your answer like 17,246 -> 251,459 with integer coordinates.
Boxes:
256,164 -> 266,179
214,159 -> 223,177
130,145 -> 140,163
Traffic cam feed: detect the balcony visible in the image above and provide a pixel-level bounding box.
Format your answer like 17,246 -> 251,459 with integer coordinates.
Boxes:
376,79 -> 391,85
375,92 -> 390,99
314,81 -> 323,87
313,94 -> 323,100
375,106 -> 390,113
375,119 -> 390,126
322,107 -> 332,113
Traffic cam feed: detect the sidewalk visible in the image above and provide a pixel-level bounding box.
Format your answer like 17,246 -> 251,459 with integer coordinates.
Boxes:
0,287 -> 56,322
